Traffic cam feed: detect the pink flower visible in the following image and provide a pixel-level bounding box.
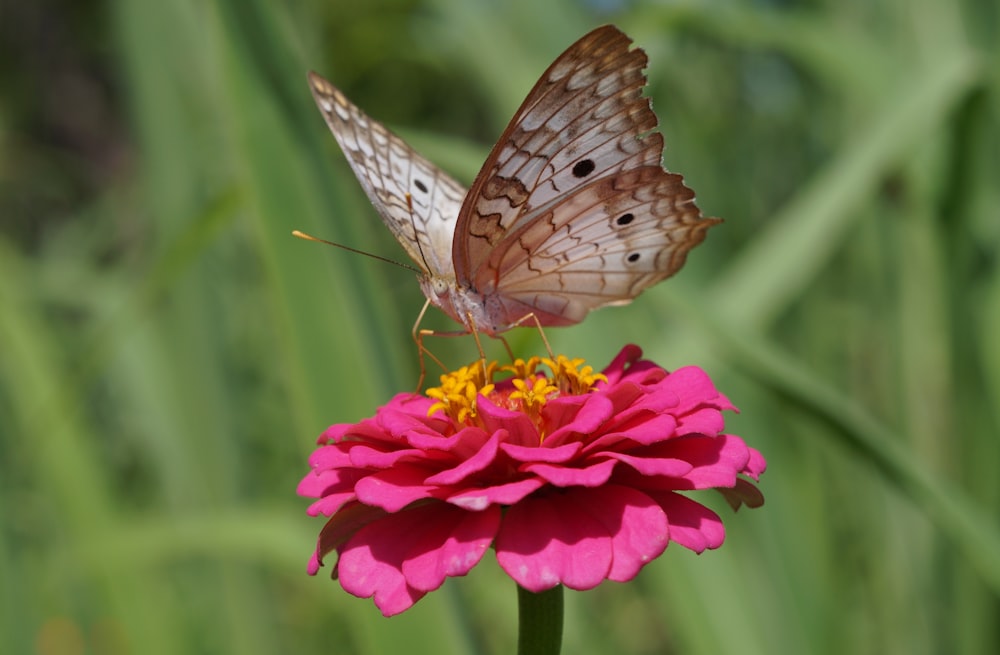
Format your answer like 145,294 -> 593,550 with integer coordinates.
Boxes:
297,345 -> 766,616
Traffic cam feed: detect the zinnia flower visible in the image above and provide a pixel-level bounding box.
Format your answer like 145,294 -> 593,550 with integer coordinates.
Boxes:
297,345 -> 766,616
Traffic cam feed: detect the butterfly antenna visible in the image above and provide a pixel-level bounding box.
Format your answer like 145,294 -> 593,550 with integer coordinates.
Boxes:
292,230 -> 421,273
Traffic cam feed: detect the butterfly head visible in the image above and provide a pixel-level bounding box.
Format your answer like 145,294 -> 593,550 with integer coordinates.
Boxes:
418,274 -> 508,336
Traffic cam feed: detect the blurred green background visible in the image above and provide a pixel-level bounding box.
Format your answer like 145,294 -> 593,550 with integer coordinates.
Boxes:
2,0 -> 998,653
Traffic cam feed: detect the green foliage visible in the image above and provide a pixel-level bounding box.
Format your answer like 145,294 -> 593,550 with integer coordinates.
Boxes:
2,0 -> 997,653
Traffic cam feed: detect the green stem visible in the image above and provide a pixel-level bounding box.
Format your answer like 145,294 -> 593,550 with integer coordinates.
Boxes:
516,584 -> 563,655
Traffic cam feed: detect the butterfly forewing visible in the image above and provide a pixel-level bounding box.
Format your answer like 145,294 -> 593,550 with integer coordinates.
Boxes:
308,72 -> 464,279
454,26 -> 669,282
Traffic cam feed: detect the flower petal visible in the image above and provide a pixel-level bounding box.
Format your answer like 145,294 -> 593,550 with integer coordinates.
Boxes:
743,446 -> 768,480
354,466 -> 450,512
599,344 -> 644,384
495,492 -> 613,591
424,431 -> 501,485
601,451 -> 694,477
406,424 -> 491,457
476,396 -> 540,446
570,485 -> 669,582
447,477 -> 545,510
311,501 -> 388,572
523,458 -> 617,487
337,508 -> 433,616
542,393 -> 614,447
401,505 -> 502,591
501,440 -> 582,463
645,490 -> 726,552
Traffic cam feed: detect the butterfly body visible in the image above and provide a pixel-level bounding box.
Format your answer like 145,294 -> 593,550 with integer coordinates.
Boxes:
309,25 -> 719,336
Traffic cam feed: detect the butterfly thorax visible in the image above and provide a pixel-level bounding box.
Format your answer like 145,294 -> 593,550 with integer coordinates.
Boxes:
419,273 -> 583,336
419,275 -> 500,335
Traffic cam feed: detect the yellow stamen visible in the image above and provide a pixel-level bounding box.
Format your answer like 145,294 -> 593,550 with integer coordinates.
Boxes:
542,355 -> 608,395
500,356 -> 542,379
426,354 -> 605,425
509,376 -> 559,418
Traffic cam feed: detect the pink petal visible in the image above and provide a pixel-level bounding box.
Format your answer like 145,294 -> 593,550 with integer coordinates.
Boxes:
523,458 -> 617,487
501,440 -> 582,463
600,345 -> 644,384
601,452 -> 694,477
304,491 -> 356,518
628,435 -> 752,491
494,493 -> 613,591
657,366 -> 723,409
348,444 -> 424,468
312,502 -> 388,571
446,477 -> 546,510
476,396 -> 541,446
569,485 -> 669,582
644,490 -> 725,552
582,413 -> 680,453
318,422 -> 374,444
742,446 -> 768,479
355,466 -> 449,512
401,505 -> 502,591
406,424 -> 492,457
674,406 -> 727,437
671,435 -> 751,489
299,469 -> 368,515
307,552 -> 322,576
296,467 -> 341,498
542,394 -> 614,447
337,509 -> 433,616
379,405 -> 447,440
607,385 -> 680,418
597,380 -> 644,410
307,444 -> 355,468
424,431 -> 501,485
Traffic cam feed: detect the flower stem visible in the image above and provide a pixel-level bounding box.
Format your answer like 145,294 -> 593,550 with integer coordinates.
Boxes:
516,584 -> 563,655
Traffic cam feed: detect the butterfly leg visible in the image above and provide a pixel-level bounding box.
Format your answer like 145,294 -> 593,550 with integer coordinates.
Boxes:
507,312 -> 556,360
463,312 -> 490,381
498,335 -> 516,362
412,299 -> 448,391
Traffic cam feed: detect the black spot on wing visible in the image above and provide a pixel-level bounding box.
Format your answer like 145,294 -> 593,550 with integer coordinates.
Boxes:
572,159 -> 596,178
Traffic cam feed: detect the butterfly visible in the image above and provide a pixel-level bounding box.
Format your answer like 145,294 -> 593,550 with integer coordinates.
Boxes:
308,25 -> 719,336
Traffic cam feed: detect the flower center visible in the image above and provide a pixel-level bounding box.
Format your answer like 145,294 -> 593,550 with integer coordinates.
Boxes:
425,355 -> 607,425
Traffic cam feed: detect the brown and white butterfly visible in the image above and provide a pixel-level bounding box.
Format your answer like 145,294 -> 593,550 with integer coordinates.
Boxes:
308,25 -> 719,336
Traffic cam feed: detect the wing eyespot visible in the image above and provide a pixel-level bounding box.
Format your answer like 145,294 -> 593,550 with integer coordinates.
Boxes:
571,159 -> 596,178
627,253 -> 641,263
616,212 -> 635,226
414,179 -> 428,193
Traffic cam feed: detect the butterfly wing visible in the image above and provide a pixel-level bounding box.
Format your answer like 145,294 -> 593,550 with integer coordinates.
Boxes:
472,166 -> 720,325
453,25 -> 716,327
308,72 -> 464,279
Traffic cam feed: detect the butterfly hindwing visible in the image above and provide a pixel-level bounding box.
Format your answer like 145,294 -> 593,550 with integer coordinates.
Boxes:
475,166 -> 720,324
